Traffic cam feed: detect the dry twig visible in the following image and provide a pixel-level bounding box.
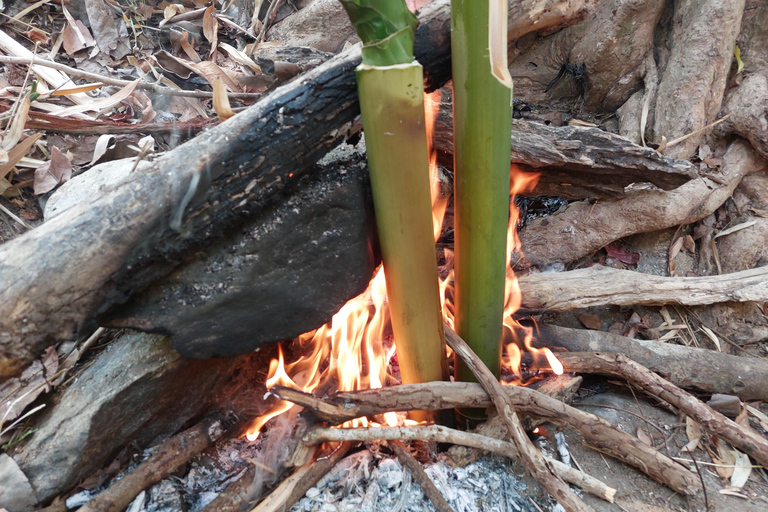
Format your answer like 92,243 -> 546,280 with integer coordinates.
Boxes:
304,425 -> 615,503
389,440 -> 457,512
443,324 -> 593,512
79,413 -> 240,512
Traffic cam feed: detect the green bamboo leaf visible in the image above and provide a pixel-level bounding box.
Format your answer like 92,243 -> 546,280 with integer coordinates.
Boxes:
339,0 -> 418,66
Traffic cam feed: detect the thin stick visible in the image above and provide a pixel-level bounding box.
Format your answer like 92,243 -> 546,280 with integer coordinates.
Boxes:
0,56 -> 262,100
250,442 -> 353,512
389,440 -> 457,512
79,413 -> 240,512
274,381 -> 700,495
443,324 -> 594,512
0,202 -> 33,230
567,353 -> 768,468
197,466 -> 256,512
304,425 -> 615,503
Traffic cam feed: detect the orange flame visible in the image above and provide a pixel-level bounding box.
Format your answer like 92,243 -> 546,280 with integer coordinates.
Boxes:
501,164 -> 563,383
247,99 -> 562,440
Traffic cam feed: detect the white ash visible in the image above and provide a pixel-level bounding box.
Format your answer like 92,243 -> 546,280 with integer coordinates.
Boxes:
290,452 -> 540,512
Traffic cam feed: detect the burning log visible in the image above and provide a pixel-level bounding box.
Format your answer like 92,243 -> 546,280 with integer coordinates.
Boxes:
533,324 -> 768,401
517,138 -> 766,268
0,0 -> 594,381
273,380 -> 699,495
303,425 -> 615,503
433,116 -> 699,199
78,412 -> 240,512
517,264 -> 768,311
543,352 -> 768,468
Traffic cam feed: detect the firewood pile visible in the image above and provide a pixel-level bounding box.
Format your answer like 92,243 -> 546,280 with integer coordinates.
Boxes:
2,0 -> 768,511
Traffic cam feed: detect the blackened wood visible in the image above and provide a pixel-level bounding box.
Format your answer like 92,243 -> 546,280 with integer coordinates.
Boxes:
433,116 -> 699,199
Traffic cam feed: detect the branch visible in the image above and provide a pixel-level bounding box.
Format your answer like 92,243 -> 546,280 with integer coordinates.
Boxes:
273,381 -> 699,495
533,324 -> 768,401
442,325 -> 593,512
560,353 -> 768,468
304,425 -> 615,503
389,440 -> 457,512
518,265 -> 768,311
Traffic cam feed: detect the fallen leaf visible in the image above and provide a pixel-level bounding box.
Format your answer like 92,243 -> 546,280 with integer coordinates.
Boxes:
34,146 -> 72,195
90,134 -> 116,166
2,93 -> 30,151
700,325 -> 721,352
636,427 -> 653,447
85,0 -> 131,59
683,235 -> 696,253
212,79 -> 234,120
714,220 -> 757,239
681,416 -> 701,452
668,236 -> 684,261
735,406 -> 750,428
730,449 -> 752,488
203,6 -> 218,56
0,346 -> 58,427
54,79 -> 140,118
746,404 -> 768,432
0,133 -> 43,180
605,244 -> 640,265
716,442 -> 736,479
178,30 -> 201,62
22,28 -> 50,46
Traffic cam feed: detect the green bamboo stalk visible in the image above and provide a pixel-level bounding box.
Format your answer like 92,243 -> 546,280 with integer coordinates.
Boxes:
340,0 -> 448,388
451,0 -> 513,409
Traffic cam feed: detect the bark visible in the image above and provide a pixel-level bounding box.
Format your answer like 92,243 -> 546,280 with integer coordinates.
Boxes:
433,116 -> 699,199
652,0 -> 745,160
517,138 -> 766,268
517,264 -> 768,310
389,440 -> 457,512
553,353 -> 768,468
533,324 -> 768,401
0,0 -> 594,381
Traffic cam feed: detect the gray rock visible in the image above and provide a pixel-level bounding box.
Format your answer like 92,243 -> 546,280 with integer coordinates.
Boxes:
0,454 -> 37,511
13,332 -> 230,502
265,0 -> 358,53
103,146 -> 378,358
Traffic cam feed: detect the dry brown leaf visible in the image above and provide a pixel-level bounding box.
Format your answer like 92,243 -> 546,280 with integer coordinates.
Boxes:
714,220 -> 757,239
203,6 -> 218,56
735,406 -> 750,428
683,235 -> 696,253
0,133 -> 43,180
2,93 -> 30,151
669,236 -> 684,261
154,51 -> 240,91
22,28 -> 50,46
577,313 -> 601,330
62,6 -> 95,55
179,30 -> 201,62
0,346 -> 58,427
636,427 -> 653,447
681,416 -> 701,452
746,405 -> 768,432
52,83 -> 104,96
54,79 -> 140,118
90,134 -> 116,166
0,148 -> 8,166
34,146 -> 72,195
716,442 -> 736,479
85,0 -> 131,59
219,42 -> 262,73
700,325 -> 721,352
212,78 -> 234,120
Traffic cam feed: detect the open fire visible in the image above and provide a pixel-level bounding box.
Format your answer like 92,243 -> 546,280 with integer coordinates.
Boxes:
246,92 -> 562,441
